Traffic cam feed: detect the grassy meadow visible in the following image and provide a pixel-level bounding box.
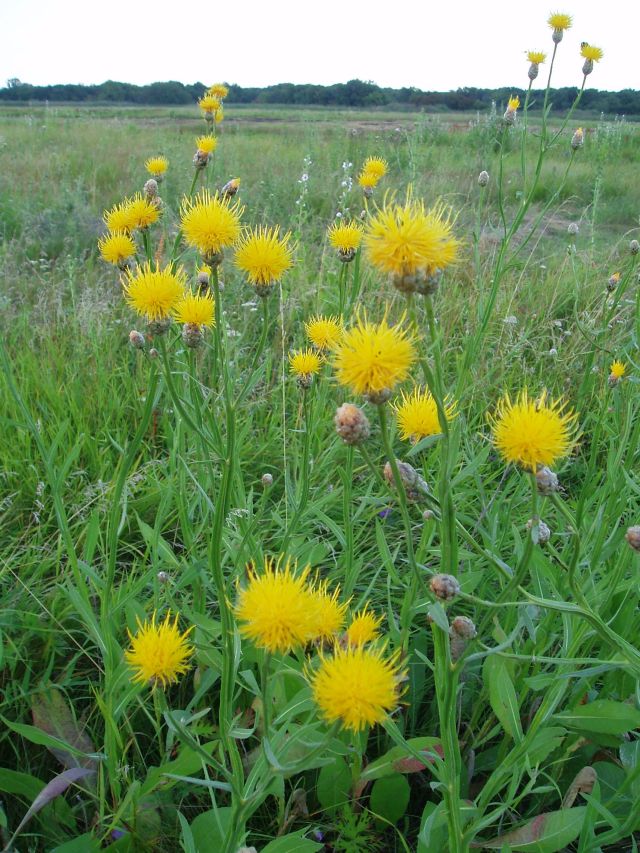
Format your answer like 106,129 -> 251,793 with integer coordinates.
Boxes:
0,83 -> 639,853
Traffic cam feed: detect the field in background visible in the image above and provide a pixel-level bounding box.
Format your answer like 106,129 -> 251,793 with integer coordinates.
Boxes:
0,103 -> 639,851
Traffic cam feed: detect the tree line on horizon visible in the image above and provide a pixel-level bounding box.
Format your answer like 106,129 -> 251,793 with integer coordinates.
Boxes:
2,77 -> 639,115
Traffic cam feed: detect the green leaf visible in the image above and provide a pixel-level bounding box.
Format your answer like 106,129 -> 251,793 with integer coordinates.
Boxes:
369,774 -> 410,826
360,737 -> 441,781
554,700 -> 640,735
261,832 -> 323,853
51,835 -> 101,853
0,715 -> 104,763
418,801 -> 448,851
316,756 -> 351,813
190,807 -> 233,853
472,807 -> 586,851
484,656 -> 523,741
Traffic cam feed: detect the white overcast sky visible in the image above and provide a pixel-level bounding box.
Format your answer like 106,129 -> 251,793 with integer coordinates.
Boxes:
1,0 -> 637,92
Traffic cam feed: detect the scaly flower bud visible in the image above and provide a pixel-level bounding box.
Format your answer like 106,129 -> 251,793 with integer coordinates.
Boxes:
478,170 -> 490,187
129,330 -> 146,349
430,573 -> 460,602
526,518 -> 551,545
625,526 -> 640,552
571,127 -> 584,150
383,459 -> 429,501
334,403 -> 371,445
536,466 -> 560,496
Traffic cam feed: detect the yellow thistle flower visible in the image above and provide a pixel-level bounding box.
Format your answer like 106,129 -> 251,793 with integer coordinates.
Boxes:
609,360 -> 626,379
364,194 -> 459,277
527,50 -> 547,64
103,199 -> 135,234
394,387 -> 457,442
123,262 -> 187,321
125,611 -> 194,688
289,348 -> 323,377
180,189 -> 244,259
345,606 -> 383,646
361,157 -> 388,180
309,644 -> 406,732
581,44 -> 603,62
214,106 -> 224,124
98,231 -> 136,266
328,220 -> 364,254
234,225 -> 294,287
333,314 -> 417,399
208,83 -> 229,100
173,289 -> 215,327
305,314 -> 343,351
490,390 -> 578,472
548,12 -> 572,30
234,557 -> 318,653
508,95 -> 520,111
358,171 -> 380,190
196,135 -> 217,155
127,193 -> 161,230
310,582 -> 348,642
199,92 -> 221,114
145,156 -> 169,178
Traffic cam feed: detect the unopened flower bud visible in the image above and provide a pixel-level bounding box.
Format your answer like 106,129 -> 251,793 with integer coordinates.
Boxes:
197,270 -> 210,290
383,460 -> 429,501
478,170 -> 490,187
182,323 -> 204,348
157,571 -> 170,584
536,466 -> 560,496
571,127 -> 584,150
148,347 -> 159,359
451,615 -> 477,639
607,272 -> 620,292
625,526 -> 640,552
144,178 -> 158,198
221,178 -> 241,199
526,518 -> 551,545
630,239 -> 640,256
261,473 -> 273,487
567,222 -> 579,236
334,403 -> 370,445
193,149 -> 211,170
129,330 -> 146,349
423,509 -> 434,521
430,573 -> 460,602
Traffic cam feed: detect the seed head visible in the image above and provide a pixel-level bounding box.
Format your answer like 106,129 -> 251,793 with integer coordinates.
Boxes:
334,402 -> 371,445
430,573 -> 460,602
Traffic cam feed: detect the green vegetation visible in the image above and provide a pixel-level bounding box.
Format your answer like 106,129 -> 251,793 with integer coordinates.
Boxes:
0,89 -> 639,853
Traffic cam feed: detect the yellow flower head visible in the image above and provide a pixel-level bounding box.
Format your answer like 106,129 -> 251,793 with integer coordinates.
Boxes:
214,106 -> 224,124
234,557 -> 318,653
527,51 -> 547,64
490,390 -> 578,471
310,581 -> 348,641
333,313 -> 417,398
328,220 -> 364,254
581,44 -> 603,62
548,12 -> 572,30
125,611 -> 193,688
394,387 -> 457,442
127,193 -> 161,230
610,360 -> 626,379
305,314 -> 343,351
196,135 -> 217,155
145,156 -> 169,178
309,644 -> 406,732
364,194 -> 459,277
123,262 -> 186,321
358,171 -> 380,190
289,348 -> 323,377
234,225 -> 294,286
103,199 -> 135,234
180,189 -> 244,258
173,289 -> 215,327
208,83 -> 229,100
361,157 -> 388,180
98,231 -> 136,266
199,92 -> 221,114
508,95 -> 520,112
345,606 -> 384,646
